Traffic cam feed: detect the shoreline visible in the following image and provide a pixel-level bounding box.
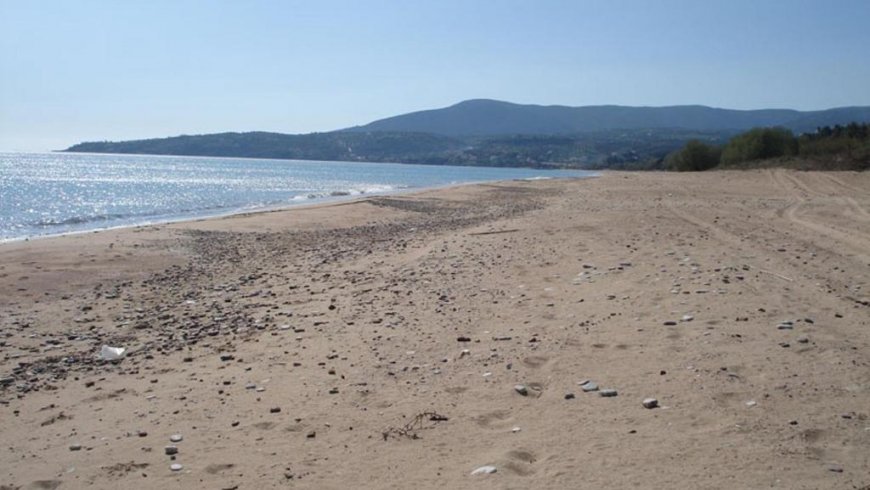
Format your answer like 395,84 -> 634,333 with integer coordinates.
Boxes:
0,175 -> 594,245
1,169 -> 868,489
1,150 -> 597,243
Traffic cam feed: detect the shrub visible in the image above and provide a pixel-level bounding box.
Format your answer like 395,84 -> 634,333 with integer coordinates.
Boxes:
720,127 -> 797,165
665,140 -> 722,171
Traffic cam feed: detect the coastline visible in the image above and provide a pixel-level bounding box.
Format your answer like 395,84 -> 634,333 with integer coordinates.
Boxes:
0,175 -> 593,245
1,170 -> 868,489
1,150 -> 596,243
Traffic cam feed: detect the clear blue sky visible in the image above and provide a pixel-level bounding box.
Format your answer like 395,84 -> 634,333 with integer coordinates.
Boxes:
2,0 -> 869,151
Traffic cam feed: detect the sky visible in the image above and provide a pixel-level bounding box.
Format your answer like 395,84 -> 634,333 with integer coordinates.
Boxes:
2,0 -> 870,151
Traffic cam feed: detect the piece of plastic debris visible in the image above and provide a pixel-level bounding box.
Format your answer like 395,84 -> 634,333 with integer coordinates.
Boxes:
99,345 -> 126,361
471,465 -> 497,475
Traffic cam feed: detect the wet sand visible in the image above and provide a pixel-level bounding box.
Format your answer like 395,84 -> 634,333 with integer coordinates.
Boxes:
1,170 -> 869,489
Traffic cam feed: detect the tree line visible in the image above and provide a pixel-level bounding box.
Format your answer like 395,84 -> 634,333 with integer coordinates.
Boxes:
666,122 -> 870,171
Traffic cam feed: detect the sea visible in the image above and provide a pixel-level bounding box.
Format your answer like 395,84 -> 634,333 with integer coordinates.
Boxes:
0,152 -> 594,241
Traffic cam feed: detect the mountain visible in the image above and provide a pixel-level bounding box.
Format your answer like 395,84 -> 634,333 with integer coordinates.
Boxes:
64,128 -> 734,169
64,100 -> 870,169
64,131 -> 465,163
347,99 -> 870,135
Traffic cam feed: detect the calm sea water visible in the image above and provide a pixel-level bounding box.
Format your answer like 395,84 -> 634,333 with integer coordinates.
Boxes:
0,152 -> 593,241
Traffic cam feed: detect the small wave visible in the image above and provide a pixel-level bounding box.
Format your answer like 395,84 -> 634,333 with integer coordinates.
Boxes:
297,184 -> 401,201
29,212 -> 139,227
518,176 -> 553,181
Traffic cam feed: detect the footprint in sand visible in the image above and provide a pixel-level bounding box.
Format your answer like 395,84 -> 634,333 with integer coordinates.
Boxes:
521,355 -> 550,369
205,463 -> 235,474
25,482 -> 62,490
501,449 -> 538,476
473,409 -> 514,430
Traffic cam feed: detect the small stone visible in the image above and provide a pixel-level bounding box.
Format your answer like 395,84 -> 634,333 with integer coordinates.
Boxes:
137,430 -> 148,437
306,431 -> 316,438
746,400 -> 757,408
471,465 -> 497,475
69,443 -> 82,451
642,398 -> 659,409
457,336 -> 471,342
826,464 -> 843,473
797,336 -> 809,344
681,315 -> 694,322
600,389 -> 618,397
777,321 -> 794,330
564,393 -> 576,400
164,445 -> 178,455
514,384 -> 529,396
169,434 -> 183,443
663,321 -> 677,326
270,407 -> 281,413
170,463 -> 183,472
580,381 -> 598,392
511,427 -> 521,433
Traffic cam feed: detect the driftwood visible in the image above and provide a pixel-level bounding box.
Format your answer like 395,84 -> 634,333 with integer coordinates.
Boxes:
382,411 -> 449,441
469,229 -> 520,236
759,269 -> 794,282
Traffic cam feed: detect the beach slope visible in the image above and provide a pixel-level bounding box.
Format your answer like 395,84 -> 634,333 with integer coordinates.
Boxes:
1,170 -> 869,489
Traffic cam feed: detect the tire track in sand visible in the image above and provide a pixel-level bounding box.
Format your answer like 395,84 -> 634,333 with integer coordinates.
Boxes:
769,169 -> 870,264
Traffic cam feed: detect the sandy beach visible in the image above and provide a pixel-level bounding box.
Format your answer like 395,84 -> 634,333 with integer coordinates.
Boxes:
1,169 -> 869,489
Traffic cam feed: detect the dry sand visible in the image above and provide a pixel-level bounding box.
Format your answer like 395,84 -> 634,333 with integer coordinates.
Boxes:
1,169 -> 869,489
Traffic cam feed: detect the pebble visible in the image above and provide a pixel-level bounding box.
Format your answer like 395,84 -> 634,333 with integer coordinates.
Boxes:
797,336 -> 809,344
170,434 -> 183,443
514,384 -> 529,396
826,464 -> 843,473
270,407 -> 281,413
511,427 -> 521,433
681,315 -> 694,322
746,400 -> 757,408
170,463 -> 183,472
69,443 -> 82,451
663,321 -> 677,326
471,465 -> 497,475
564,393 -> 576,400
600,389 -> 618,397
164,445 -> 178,455
642,398 -> 659,409
580,381 -> 599,392
777,321 -> 794,330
